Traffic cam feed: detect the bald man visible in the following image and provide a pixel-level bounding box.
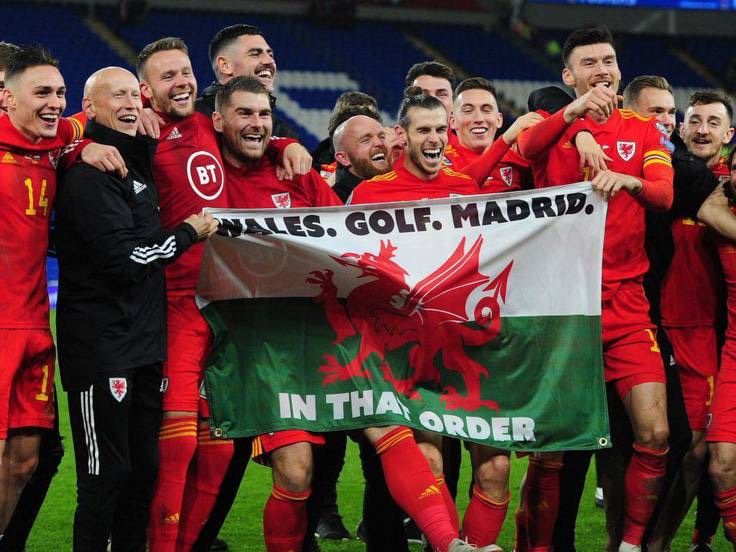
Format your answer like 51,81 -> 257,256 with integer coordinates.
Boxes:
55,67 -> 216,552
332,113 -> 391,202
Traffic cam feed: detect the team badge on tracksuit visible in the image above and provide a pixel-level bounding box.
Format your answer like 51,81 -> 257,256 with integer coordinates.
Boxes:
109,377 -> 128,402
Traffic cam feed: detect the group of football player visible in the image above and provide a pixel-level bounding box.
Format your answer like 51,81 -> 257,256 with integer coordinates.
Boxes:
0,15 -> 735,552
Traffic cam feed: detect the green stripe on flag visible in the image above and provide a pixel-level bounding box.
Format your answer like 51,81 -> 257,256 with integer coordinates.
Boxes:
203,298 -> 609,451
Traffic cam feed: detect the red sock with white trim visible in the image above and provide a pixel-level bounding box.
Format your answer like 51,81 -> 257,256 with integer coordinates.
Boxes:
437,475 -> 459,533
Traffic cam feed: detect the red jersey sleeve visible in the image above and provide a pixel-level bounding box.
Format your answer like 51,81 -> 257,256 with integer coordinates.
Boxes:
461,138 -> 511,185
306,169 -> 343,207
634,121 -> 674,211
266,136 -> 300,164
516,109 -> 567,161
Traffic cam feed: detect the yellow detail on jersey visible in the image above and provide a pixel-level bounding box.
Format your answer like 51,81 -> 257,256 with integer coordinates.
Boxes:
643,150 -> 672,169
441,167 -> 472,180
67,115 -> 84,141
368,170 -> 397,182
681,217 -> 705,227
444,144 -> 457,157
619,109 -> 649,122
643,157 -> 673,169
1,152 -> 16,164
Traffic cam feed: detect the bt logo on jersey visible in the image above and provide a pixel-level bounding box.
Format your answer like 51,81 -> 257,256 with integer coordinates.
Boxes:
186,151 -> 224,200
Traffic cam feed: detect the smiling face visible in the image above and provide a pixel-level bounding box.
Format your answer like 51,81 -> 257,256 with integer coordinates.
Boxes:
681,102 -> 734,167
335,115 -> 389,179
451,87 -> 503,153
630,86 -> 676,136
84,68 -> 142,136
402,105 -> 447,180
4,64 -> 66,142
140,48 -> 196,119
562,42 -> 621,98
221,34 -> 277,92
213,89 -> 272,167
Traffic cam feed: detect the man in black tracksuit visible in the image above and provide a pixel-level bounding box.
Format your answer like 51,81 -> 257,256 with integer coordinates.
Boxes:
55,67 -> 216,552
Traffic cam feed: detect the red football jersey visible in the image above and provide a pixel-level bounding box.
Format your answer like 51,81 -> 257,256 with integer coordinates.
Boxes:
524,109 -> 673,297
153,112 -> 229,293
349,163 -> 479,204
719,213 -> 736,372
444,141 -> 531,193
661,160 -> 730,327
0,115 -> 82,329
226,155 -> 342,208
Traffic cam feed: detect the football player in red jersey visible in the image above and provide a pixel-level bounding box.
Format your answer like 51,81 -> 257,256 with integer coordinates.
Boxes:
709,146 -> 736,548
214,77 -> 486,552
446,77 -> 540,193
516,26 -> 674,552
692,98 -> 736,548
654,91 -> 733,549
352,93 -> 507,550
135,38 -> 235,552
0,45 -> 129,540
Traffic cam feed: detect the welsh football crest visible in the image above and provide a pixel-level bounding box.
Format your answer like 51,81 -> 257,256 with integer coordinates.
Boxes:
500,166 -> 513,187
109,377 -> 128,402
271,192 -> 291,208
617,141 -> 636,162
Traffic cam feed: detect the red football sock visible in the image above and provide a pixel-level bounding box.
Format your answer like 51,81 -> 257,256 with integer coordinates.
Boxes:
263,486 -> 310,552
437,475 -> 459,533
515,503 -> 528,552
147,417 -> 198,552
622,443 -> 668,545
176,426 -> 235,549
375,427 -> 457,552
523,456 -> 562,552
715,486 -> 736,543
462,485 -> 510,546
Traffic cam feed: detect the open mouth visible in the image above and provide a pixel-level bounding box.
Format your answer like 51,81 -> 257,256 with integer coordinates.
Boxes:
371,151 -> 387,162
470,127 -> 488,136
118,114 -> 137,124
171,91 -> 191,106
39,113 -> 58,124
242,133 -> 265,144
256,67 -> 274,80
593,81 -> 612,88
423,147 -> 442,161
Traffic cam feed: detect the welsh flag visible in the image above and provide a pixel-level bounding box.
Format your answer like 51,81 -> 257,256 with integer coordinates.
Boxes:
197,182 -> 610,451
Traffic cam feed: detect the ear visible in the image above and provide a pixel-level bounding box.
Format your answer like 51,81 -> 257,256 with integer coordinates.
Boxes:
3,88 -> 15,111
139,81 -> 153,102
394,124 -> 405,141
449,112 -> 457,132
724,127 -> 735,145
334,150 -> 351,168
212,111 -> 224,133
678,121 -> 685,136
216,55 -> 232,79
82,97 -> 95,120
496,111 -> 504,129
562,67 -> 575,88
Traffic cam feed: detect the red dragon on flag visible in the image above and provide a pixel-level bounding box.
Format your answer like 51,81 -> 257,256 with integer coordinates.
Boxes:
307,236 -> 513,411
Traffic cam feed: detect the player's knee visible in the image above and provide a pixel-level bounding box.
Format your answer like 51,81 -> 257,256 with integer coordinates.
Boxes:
474,454 -> 510,497
272,455 -> 313,493
709,446 -> 736,490
638,424 -> 669,449
688,437 -> 708,466
8,453 -> 39,486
